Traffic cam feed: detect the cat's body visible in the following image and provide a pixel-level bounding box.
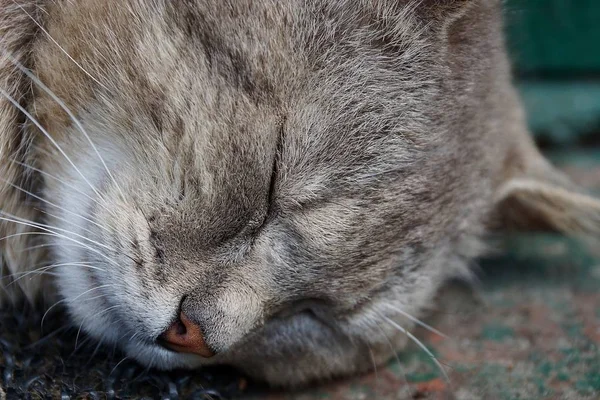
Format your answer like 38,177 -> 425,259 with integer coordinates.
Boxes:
1,0 -> 599,387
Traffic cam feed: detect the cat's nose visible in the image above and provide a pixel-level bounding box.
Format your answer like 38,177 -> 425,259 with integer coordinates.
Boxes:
158,312 -> 215,358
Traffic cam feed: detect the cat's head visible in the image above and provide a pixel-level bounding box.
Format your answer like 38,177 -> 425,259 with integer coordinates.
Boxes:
1,0 -> 599,386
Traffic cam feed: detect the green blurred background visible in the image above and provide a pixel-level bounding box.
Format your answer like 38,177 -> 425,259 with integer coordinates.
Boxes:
505,0 -> 600,146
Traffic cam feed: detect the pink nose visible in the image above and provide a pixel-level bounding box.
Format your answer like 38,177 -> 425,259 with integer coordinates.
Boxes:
159,312 -> 215,358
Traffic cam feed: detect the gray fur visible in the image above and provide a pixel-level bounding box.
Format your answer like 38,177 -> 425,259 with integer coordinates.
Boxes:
1,0 -> 599,387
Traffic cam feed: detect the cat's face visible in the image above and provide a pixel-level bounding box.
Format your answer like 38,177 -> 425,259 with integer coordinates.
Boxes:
28,0 -> 501,385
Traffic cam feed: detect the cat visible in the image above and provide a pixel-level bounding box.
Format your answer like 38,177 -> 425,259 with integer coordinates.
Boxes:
1,0 -> 599,387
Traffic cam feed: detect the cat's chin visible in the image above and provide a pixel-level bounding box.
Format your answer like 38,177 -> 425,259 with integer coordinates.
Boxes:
123,340 -> 214,371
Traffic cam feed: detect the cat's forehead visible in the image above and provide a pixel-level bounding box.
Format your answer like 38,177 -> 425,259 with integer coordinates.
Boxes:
34,0 -> 435,119
35,1 -> 298,112
35,0 -> 439,202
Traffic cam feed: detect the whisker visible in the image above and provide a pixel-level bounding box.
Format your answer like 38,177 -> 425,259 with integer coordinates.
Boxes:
0,232 -> 89,256
1,205 -> 134,263
2,183 -> 139,264
0,88 -> 103,199
33,261 -> 104,274
0,215 -> 118,267
20,242 -> 88,253
6,272 -> 62,288
5,54 -> 127,203
0,211 -> 115,253
379,313 -> 450,384
109,356 -> 129,377
372,323 -> 410,388
74,304 -> 123,358
41,284 -> 112,329
94,304 -> 121,322
79,292 -> 111,303
88,337 -> 106,360
70,335 -> 94,359
9,0 -> 109,91
4,264 -> 54,281
24,324 -> 70,350
73,293 -> 113,351
0,175 -> 113,235
38,208 -> 109,241
0,231 -> 53,243
3,262 -> 103,285
10,158 -> 113,215
367,345 -> 380,397
12,271 -> 61,281
382,304 -> 449,340
75,314 -> 102,354
128,330 -> 141,344
38,208 -> 136,248
29,257 -> 89,269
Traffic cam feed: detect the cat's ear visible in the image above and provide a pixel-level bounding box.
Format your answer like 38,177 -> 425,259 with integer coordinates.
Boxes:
495,178 -> 600,234
493,145 -> 600,235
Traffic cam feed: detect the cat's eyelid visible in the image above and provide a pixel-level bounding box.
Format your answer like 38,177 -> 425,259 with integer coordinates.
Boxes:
267,145 -> 279,209
264,116 -> 286,220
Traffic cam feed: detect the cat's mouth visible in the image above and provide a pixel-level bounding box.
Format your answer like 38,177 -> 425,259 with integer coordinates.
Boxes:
123,336 -> 211,370
118,292 -> 387,376
271,297 -> 333,321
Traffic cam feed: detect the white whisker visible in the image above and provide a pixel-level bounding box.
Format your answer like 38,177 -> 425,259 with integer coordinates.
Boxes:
383,304 -> 449,339
0,232 -> 90,255
74,318 -> 87,352
20,242 -> 87,252
5,54 -> 127,201
5,262 -> 105,287
39,208 -> 105,240
0,166 -> 112,235
39,208 -> 135,247
5,165 -> 135,248
71,336 -> 94,357
41,284 -> 112,329
0,210 -> 115,253
372,323 -> 410,387
10,158 -> 112,215
9,0 -> 109,91
81,292 -> 111,303
95,304 -> 121,319
0,231 -> 53,243
0,215 -> 117,266
0,87 -> 103,199
109,356 -> 130,376
88,337 -> 106,359
379,313 -> 450,383
73,294 -> 116,349
367,345 -> 380,396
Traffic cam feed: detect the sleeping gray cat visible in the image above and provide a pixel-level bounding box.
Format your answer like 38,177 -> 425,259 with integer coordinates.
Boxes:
1,0 -> 599,387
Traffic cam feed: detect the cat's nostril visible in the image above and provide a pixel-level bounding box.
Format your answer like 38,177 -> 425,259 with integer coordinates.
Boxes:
157,312 -> 215,358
